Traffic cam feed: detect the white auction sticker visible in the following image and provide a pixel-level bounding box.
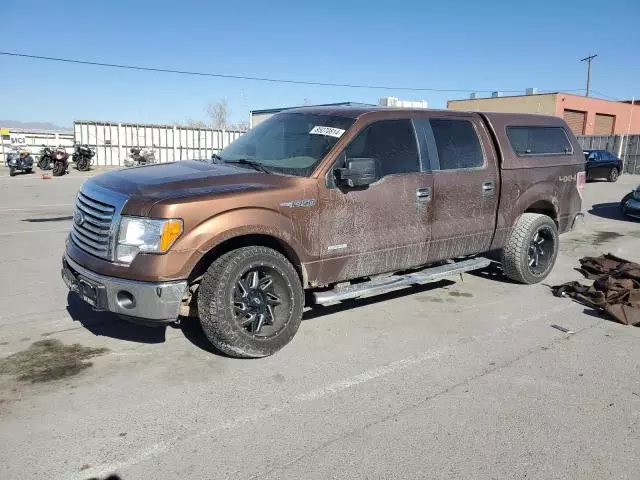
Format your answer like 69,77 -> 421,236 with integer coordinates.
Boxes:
309,126 -> 346,138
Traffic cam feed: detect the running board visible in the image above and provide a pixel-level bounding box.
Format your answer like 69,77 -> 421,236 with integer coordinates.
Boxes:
312,257 -> 491,305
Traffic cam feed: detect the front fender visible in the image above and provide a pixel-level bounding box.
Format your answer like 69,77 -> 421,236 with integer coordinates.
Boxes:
175,207 -> 311,278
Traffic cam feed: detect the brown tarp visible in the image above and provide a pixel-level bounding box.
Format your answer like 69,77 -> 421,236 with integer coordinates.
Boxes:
552,254 -> 640,326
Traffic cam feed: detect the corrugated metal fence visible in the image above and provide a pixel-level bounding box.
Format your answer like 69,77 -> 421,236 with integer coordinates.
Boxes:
74,121 -> 245,166
577,134 -> 640,175
1,122 -> 245,167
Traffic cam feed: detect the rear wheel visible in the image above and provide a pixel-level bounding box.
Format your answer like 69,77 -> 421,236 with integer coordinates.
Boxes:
197,246 -> 304,358
607,168 -> 619,182
25,168 -> 33,174
52,161 -> 66,177
501,213 -> 559,284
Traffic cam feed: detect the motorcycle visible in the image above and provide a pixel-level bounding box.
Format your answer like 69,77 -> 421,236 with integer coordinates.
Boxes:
38,145 -> 69,176
6,147 -> 34,176
38,145 -> 54,170
72,143 -> 94,171
124,147 -> 156,167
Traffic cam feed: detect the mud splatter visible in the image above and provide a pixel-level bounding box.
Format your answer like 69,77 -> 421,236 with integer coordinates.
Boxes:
0,339 -> 108,383
448,291 -> 473,298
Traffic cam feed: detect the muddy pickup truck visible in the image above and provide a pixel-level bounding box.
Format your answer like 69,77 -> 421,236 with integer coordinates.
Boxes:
62,107 -> 585,357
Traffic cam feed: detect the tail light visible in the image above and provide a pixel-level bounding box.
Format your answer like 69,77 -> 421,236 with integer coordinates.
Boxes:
577,171 -> 586,198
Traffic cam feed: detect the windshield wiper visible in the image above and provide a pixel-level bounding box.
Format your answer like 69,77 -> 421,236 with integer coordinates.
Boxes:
225,159 -> 271,174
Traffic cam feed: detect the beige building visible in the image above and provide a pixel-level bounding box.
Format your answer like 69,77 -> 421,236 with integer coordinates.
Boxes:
447,92 -> 640,135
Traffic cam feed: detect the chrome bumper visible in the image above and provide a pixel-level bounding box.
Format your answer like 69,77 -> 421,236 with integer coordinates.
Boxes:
62,254 -> 187,323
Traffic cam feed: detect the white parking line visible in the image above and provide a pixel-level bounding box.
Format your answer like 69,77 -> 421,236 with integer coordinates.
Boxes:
74,303 -> 576,479
0,228 -> 69,236
0,203 -> 74,212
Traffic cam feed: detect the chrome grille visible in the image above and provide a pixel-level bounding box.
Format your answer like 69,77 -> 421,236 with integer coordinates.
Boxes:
71,191 -> 116,260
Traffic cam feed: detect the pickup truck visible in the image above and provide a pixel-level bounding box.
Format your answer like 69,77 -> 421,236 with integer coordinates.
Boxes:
62,107 -> 585,357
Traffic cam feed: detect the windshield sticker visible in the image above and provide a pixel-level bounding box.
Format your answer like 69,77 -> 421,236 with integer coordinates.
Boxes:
309,126 -> 346,138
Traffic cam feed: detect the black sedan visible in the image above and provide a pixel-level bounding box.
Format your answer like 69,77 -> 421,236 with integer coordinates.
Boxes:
621,185 -> 640,220
583,149 -> 623,182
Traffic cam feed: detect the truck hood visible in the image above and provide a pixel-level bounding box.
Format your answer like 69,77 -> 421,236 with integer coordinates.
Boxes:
87,161 -> 292,214
90,160 -> 286,198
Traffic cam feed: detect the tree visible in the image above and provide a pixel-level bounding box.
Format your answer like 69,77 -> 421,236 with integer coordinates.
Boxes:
233,120 -> 250,131
185,118 -> 208,128
207,100 -> 229,129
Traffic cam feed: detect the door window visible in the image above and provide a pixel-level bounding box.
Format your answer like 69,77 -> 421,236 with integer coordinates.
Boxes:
429,119 -> 484,170
345,119 -> 420,176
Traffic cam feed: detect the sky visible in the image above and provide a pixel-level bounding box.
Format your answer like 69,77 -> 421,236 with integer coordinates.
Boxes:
1,0 -> 639,128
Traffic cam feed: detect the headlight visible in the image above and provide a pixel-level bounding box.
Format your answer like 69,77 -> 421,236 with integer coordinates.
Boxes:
116,217 -> 183,263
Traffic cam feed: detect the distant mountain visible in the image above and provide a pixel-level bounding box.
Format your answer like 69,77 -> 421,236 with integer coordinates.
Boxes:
0,120 -> 70,131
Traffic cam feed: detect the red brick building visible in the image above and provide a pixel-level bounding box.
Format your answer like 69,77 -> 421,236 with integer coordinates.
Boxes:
448,92 -> 640,135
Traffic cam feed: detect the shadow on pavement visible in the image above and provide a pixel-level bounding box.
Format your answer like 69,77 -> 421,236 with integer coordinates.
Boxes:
66,293 -> 166,344
589,202 -> 636,222
467,261 -> 520,285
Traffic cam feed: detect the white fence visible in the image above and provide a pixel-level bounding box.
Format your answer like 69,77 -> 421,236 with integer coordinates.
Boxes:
1,129 -> 74,165
74,121 -> 245,166
1,122 -> 246,167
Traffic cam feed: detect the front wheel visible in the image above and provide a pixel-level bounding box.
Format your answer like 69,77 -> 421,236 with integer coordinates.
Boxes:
52,161 -> 66,177
76,158 -> 90,171
197,246 -> 304,358
9,166 -> 16,177
38,157 -> 51,170
501,213 -> 559,284
608,168 -> 619,182
25,168 -> 33,174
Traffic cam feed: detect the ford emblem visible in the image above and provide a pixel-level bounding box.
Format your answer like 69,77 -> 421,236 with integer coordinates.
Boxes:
73,210 -> 85,226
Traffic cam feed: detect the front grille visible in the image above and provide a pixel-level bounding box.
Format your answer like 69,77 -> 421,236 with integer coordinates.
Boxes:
71,191 -> 116,260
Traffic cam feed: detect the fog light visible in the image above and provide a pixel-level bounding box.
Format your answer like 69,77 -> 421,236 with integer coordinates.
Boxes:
116,290 -> 136,309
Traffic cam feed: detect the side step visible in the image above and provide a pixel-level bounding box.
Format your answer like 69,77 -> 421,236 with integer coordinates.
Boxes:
312,257 -> 491,305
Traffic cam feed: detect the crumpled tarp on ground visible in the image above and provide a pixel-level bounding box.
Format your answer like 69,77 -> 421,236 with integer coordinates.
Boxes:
552,254 -> 640,326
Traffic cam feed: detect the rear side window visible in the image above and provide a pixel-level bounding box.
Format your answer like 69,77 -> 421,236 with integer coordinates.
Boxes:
429,119 -> 484,170
507,126 -> 573,156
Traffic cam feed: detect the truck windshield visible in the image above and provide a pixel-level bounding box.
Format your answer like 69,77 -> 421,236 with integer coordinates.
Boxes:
219,112 -> 355,176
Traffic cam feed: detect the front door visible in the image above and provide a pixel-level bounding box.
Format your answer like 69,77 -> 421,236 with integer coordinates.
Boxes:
413,114 -> 500,262
309,118 -> 433,285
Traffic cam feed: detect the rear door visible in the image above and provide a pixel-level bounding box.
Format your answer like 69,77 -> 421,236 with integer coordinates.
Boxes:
313,118 -> 433,284
413,113 -> 500,262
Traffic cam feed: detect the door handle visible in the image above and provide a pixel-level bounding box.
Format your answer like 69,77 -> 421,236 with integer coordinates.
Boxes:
416,187 -> 432,202
482,181 -> 495,195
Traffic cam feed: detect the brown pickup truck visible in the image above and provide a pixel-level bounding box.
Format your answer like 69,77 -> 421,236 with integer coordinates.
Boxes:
62,106 -> 585,357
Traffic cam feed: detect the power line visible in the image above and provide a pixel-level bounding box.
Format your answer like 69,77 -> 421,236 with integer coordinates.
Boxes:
0,50 -> 577,94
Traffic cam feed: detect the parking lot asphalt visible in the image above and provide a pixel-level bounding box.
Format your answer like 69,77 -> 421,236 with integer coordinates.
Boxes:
0,167 -> 639,480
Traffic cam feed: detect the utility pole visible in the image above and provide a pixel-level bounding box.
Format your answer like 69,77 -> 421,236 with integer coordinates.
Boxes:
580,54 -> 597,97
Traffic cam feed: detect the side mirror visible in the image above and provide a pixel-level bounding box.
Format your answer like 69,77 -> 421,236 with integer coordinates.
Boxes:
336,157 -> 378,188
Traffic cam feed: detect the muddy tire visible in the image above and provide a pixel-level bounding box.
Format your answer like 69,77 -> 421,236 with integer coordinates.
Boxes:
9,166 -> 16,177
501,213 -> 559,284
52,162 -> 66,177
197,246 -> 304,358
607,167 -> 619,183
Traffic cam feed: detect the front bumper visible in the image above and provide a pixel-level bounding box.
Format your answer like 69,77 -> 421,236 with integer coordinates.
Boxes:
62,253 -> 187,323
622,197 -> 640,219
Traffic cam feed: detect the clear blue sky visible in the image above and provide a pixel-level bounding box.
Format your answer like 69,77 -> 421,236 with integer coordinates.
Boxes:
1,0 -> 638,127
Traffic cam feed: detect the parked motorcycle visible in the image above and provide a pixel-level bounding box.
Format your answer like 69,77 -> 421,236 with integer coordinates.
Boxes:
72,143 -> 94,171
6,147 -> 34,176
38,145 -> 69,176
124,147 -> 156,167
38,145 -> 54,170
